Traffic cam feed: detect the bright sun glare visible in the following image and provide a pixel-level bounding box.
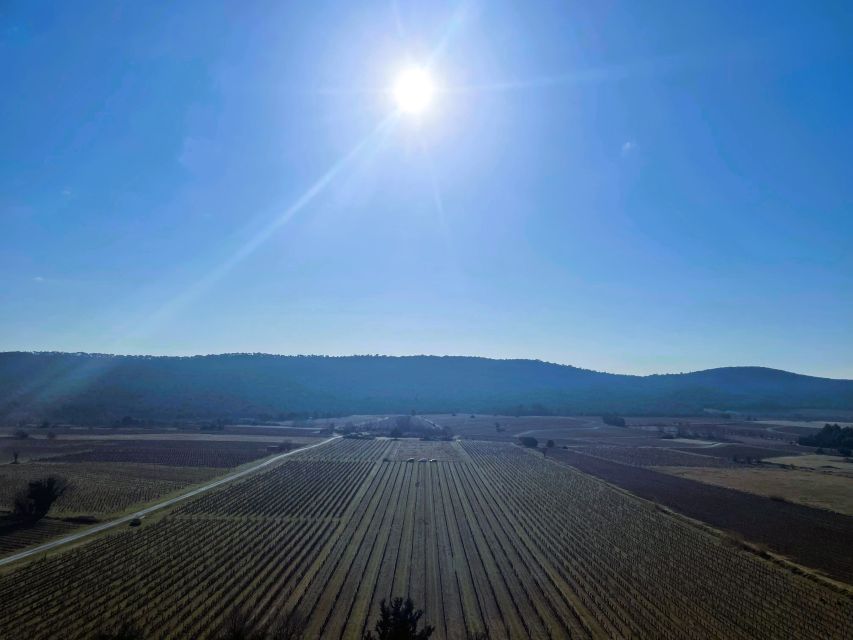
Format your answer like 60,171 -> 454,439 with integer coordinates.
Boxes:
392,67 -> 435,115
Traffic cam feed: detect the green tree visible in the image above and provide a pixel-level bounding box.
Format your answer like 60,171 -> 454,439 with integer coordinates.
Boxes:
13,476 -> 68,521
363,598 -> 434,640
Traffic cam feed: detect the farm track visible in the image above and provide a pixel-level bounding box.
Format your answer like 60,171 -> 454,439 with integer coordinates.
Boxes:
0,438 -> 850,638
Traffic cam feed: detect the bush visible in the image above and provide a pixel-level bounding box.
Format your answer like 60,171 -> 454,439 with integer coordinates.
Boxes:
363,598 -> 434,640
13,476 -> 69,522
518,436 -> 538,448
602,415 -> 627,427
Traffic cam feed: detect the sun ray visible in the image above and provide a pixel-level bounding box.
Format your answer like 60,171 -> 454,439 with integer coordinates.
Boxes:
118,115 -> 399,345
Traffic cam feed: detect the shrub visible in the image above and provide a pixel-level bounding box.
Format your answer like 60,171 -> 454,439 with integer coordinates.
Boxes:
363,597 -> 434,640
13,476 -> 69,522
518,436 -> 538,448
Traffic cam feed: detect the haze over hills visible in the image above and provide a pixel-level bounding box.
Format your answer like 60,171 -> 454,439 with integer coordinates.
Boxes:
1,351 -> 851,423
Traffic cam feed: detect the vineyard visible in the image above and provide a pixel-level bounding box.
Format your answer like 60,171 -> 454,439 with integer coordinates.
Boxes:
672,444 -> 797,460
566,444 -> 735,467
549,447 -> 853,583
0,438 -> 850,639
0,518 -> 82,556
42,439 -> 275,468
0,462 -> 220,516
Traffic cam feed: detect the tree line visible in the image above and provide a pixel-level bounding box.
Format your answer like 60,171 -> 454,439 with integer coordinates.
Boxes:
799,423 -> 853,456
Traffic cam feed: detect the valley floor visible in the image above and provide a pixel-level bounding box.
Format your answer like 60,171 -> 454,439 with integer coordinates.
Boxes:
1,437 -> 851,639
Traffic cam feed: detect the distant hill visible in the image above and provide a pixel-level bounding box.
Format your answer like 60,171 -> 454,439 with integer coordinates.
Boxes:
1,352 -> 851,423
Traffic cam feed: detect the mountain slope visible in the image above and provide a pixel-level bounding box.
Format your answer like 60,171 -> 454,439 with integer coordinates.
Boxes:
0,352 -> 851,422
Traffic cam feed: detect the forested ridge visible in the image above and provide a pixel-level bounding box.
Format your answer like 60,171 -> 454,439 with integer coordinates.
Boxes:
1,352 -> 851,423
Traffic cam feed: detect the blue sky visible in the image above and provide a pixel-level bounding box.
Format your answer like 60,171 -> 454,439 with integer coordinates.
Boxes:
1,1 -> 851,377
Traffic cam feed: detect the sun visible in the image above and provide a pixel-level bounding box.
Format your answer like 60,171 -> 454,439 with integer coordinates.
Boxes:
392,67 -> 435,115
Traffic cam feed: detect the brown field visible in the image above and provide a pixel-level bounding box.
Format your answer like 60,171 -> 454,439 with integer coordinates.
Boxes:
567,445 -> 734,467
0,438 -> 850,639
659,466 -> 853,516
673,443 -> 799,460
42,439 -> 278,467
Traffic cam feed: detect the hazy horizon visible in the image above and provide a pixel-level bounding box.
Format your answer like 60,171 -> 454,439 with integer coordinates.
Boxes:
2,2 -> 851,379
2,349 -> 852,381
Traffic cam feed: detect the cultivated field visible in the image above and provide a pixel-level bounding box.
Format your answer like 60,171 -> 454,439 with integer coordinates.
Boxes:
550,447 -> 853,583
765,454 -> 853,473
0,432 -> 309,557
660,466 -> 853,516
0,519 -> 82,556
0,462 -> 221,516
566,444 -> 735,467
43,439 -> 284,468
0,438 -> 850,639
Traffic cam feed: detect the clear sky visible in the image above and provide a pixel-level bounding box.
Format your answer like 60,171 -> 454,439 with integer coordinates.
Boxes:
1,1 -> 851,378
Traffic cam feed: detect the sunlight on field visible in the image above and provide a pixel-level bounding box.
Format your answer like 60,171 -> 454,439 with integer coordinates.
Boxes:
2,438 -> 851,638
660,466 -> 853,516
758,420 -> 853,429
765,454 -> 853,473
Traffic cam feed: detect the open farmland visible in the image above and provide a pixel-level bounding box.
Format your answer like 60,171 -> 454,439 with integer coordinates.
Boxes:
550,447 -> 853,583
0,438 -> 850,639
765,454 -> 853,473
565,444 -> 735,467
41,438 -> 282,468
672,443 -> 798,461
660,466 -> 853,516
0,433 -> 306,557
0,462 -> 221,516
0,437 -> 94,463
0,518 -> 83,556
